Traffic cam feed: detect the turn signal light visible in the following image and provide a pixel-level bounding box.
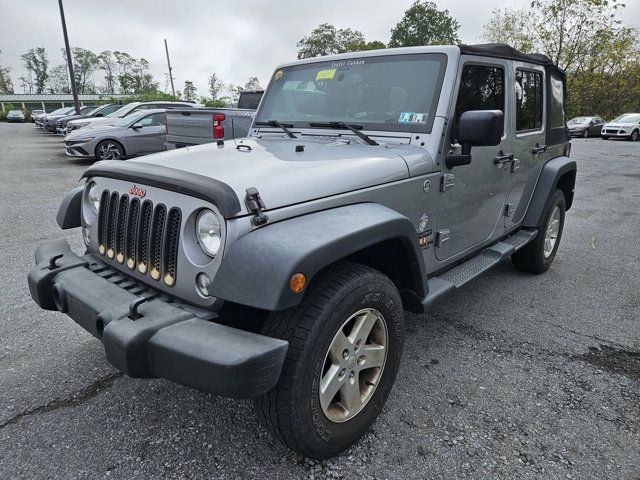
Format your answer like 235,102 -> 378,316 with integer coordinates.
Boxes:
289,273 -> 306,293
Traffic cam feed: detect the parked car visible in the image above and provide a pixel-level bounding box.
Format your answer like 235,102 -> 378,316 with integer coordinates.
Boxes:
28,44 -> 575,459
6,110 -> 26,123
67,101 -> 197,133
30,109 -> 45,122
567,116 -> 604,138
166,90 -> 263,148
35,107 -> 73,128
55,103 -> 124,135
42,106 -> 96,132
601,113 -> 640,141
64,109 -> 167,160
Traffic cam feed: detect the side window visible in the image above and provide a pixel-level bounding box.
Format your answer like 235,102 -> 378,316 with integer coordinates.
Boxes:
548,75 -> 565,128
148,113 -> 165,126
515,70 -> 543,131
138,115 -> 155,127
452,64 -> 505,142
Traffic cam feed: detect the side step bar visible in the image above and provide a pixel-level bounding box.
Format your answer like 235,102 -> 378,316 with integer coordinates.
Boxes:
418,228 -> 537,309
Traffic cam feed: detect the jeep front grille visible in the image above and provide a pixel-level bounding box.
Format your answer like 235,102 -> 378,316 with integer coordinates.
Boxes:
96,190 -> 181,287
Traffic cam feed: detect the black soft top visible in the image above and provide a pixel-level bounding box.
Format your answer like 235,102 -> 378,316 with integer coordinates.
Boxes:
459,43 -> 565,80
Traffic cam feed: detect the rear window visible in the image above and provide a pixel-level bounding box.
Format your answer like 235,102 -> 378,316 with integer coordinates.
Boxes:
238,92 -> 263,109
515,70 -> 543,132
548,75 -> 565,128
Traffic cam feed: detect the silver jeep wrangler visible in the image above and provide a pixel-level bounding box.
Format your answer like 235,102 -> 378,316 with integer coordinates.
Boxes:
28,44 -> 575,459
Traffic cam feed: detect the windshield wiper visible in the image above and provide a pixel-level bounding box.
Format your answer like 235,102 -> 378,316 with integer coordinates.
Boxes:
308,121 -> 378,146
255,120 -> 297,138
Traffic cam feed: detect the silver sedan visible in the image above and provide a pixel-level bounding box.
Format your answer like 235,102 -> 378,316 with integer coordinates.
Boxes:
63,109 -> 166,161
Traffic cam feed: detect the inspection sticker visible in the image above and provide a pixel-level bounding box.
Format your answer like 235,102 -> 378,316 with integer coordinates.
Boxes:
316,69 -> 336,81
273,69 -> 284,81
398,112 -> 427,124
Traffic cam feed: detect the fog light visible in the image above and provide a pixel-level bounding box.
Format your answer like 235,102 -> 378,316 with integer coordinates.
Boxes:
196,272 -> 212,297
82,226 -> 90,245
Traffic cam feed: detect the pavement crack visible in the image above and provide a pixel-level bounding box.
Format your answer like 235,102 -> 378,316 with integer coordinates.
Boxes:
0,372 -> 123,430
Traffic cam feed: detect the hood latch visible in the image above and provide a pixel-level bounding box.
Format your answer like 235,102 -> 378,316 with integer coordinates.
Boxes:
245,187 -> 269,226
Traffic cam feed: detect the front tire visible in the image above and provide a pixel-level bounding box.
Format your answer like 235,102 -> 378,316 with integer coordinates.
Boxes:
512,189 -> 566,274
255,262 -> 404,459
601,136 -> 609,140
95,140 -> 125,160
629,130 -> 639,142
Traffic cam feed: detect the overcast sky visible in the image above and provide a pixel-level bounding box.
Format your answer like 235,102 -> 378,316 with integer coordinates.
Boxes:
1,0 -> 639,96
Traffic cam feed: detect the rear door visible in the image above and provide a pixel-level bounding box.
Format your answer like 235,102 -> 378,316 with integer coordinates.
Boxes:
505,63 -> 548,228
125,112 -> 166,154
435,59 -> 512,261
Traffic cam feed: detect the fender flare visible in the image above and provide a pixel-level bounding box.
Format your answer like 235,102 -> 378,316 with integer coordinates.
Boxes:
210,203 -> 427,311
56,186 -> 84,229
522,156 -> 576,228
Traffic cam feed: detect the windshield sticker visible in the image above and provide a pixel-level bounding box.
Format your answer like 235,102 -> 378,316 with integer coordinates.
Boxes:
316,69 -> 336,81
273,69 -> 284,81
398,112 -> 427,124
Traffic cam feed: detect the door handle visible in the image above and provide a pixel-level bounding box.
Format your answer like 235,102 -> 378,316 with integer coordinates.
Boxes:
531,144 -> 547,154
494,152 -> 514,165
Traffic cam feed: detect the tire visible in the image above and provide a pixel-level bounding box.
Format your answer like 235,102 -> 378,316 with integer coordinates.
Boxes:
629,130 -> 639,142
582,128 -> 589,138
512,189 -> 566,274
255,262 -> 404,459
601,136 -> 609,140
95,140 -> 125,160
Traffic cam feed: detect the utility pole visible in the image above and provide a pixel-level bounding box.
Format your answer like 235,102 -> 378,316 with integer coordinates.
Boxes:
58,0 -> 80,114
164,39 -> 176,98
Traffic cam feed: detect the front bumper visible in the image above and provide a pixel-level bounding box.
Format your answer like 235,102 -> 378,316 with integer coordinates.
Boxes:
601,128 -> 630,137
27,239 -> 288,398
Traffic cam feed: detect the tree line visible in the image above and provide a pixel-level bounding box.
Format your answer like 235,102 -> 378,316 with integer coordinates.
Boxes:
296,0 -> 640,120
2,0 -> 638,117
0,47 -> 261,107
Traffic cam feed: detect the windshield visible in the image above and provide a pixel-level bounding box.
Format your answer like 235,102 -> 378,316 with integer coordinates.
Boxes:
106,104 -> 134,118
255,53 -> 447,133
568,117 -> 592,124
9,110 -> 22,114
107,110 -> 150,127
611,113 -> 640,123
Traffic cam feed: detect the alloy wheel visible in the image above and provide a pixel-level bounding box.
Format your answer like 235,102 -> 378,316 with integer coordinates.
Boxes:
319,308 -> 388,423
544,206 -> 561,258
98,142 -> 123,160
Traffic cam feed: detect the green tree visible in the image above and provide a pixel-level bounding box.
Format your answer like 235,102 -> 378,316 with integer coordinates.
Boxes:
243,76 -> 262,91
482,8 -> 536,53
63,47 -> 99,94
21,47 -> 49,94
47,65 -> 70,93
482,0 -> 640,119
0,51 -> 14,94
112,52 -> 158,94
98,51 -> 117,94
297,23 -> 384,59
183,80 -> 197,101
208,73 -> 224,99
388,1 -> 460,47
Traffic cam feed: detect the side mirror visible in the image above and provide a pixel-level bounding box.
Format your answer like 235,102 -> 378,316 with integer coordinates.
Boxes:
447,110 -> 504,169
131,122 -> 143,129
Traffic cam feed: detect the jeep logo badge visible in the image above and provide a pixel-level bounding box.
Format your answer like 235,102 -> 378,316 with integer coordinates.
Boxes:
129,185 -> 146,198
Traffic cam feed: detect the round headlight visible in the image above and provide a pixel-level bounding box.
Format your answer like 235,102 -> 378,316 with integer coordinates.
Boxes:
88,183 -> 100,213
196,209 -> 222,257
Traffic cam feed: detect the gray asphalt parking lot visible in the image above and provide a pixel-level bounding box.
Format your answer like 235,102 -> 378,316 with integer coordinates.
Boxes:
0,123 -> 638,479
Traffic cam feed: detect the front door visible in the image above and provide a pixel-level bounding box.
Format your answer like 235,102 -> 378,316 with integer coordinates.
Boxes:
436,60 -> 512,261
125,112 -> 166,155
505,64 -> 548,228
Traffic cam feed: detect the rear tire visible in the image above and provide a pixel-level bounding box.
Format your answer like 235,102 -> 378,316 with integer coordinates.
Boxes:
512,189 -> 566,274
254,262 -> 404,459
582,128 -> 589,138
